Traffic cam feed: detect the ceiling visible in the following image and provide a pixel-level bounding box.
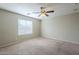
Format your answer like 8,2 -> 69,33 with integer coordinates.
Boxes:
0,3 -> 79,20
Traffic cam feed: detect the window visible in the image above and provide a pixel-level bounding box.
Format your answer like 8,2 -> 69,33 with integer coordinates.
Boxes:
18,19 -> 32,35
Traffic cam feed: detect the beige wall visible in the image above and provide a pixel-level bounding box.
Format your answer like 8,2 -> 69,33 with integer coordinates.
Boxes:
42,13 -> 79,44
0,18 -> 1,40
0,9 -> 41,46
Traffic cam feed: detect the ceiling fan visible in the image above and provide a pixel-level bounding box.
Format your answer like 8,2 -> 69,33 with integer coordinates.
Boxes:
32,7 -> 54,17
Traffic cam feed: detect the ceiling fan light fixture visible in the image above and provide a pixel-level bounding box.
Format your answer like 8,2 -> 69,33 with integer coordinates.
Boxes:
32,6 -> 54,17
41,13 -> 46,16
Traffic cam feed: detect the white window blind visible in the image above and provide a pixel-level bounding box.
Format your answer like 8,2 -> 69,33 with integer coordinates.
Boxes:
18,19 -> 32,35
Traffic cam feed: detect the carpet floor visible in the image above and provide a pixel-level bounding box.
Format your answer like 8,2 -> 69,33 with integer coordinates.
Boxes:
0,37 -> 79,55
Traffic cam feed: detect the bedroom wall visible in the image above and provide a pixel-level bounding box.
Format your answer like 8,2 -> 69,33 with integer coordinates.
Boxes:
0,18 -> 1,40
0,9 -> 41,46
42,12 -> 79,44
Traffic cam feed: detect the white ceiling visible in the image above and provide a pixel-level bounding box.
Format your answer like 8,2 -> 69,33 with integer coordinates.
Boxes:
0,3 -> 79,20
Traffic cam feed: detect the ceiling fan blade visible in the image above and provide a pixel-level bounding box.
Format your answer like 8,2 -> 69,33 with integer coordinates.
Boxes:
38,13 -> 49,17
45,13 -> 49,16
46,10 -> 54,13
38,14 -> 41,17
32,12 -> 40,14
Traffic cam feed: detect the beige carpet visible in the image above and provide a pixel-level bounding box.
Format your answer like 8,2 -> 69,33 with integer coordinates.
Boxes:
0,37 -> 79,55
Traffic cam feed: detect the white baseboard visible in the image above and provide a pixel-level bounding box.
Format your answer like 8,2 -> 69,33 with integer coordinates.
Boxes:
0,40 -> 22,48
0,36 -> 40,48
42,36 -> 79,45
